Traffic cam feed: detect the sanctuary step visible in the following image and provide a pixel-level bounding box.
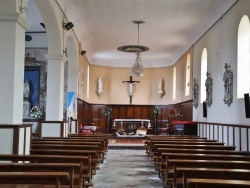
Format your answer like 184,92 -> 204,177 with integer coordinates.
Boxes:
108,138 -> 146,150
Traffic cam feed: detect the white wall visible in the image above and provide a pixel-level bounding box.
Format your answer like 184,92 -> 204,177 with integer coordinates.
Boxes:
193,0 -> 250,125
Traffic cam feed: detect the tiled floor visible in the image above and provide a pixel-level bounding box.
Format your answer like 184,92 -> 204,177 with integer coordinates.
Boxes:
92,149 -> 163,188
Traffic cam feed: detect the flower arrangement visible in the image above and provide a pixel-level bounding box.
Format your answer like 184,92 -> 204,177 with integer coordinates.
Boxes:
153,105 -> 161,118
102,107 -> 112,118
30,106 -> 43,119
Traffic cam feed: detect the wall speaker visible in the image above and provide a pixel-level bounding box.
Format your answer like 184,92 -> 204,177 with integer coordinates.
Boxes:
203,102 -> 207,118
244,93 -> 250,118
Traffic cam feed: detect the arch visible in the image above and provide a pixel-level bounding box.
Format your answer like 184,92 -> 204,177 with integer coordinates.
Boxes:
200,48 -> 207,103
173,66 -> 176,100
65,35 -> 78,91
237,15 -> 250,98
33,0 -> 63,55
185,53 -> 191,96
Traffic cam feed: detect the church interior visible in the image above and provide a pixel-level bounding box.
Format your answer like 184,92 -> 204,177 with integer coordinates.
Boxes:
0,0 -> 250,187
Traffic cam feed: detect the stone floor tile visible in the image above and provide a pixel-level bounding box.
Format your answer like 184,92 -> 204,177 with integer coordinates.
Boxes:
92,149 -> 162,188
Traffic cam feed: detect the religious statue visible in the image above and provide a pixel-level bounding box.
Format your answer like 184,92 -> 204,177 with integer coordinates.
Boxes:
205,72 -> 213,107
192,78 -> 199,108
23,81 -> 31,119
223,63 -> 233,106
97,77 -> 103,97
23,81 -> 30,101
157,79 -> 163,98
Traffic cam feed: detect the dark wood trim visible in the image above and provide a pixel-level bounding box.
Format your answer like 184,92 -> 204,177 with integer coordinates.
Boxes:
13,127 -> 19,154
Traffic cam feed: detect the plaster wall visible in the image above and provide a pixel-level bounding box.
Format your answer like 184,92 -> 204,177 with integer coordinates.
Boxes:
193,0 -> 250,125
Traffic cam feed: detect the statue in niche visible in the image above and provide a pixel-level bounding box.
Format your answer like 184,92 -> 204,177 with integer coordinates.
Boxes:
23,81 -> 31,119
205,72 -> 213,107
23,81 -> 30,101
192,78 -> 199,108
223,63 -> 233,106
157,79 -> 164,98
97,77 -> 103,97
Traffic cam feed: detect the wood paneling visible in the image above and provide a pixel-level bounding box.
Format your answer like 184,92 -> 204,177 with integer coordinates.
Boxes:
77,99 -> 193,134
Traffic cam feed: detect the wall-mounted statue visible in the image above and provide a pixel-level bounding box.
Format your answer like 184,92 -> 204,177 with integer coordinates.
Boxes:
223,63 -> 233,106
205,72 -> 213,107
23,81 -> 31,119
192,78 -> 199,108
97,77 -> 103,97
157,79 -> 164,98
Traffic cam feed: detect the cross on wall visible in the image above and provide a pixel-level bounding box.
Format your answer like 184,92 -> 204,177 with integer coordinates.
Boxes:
122,76 -> 139,104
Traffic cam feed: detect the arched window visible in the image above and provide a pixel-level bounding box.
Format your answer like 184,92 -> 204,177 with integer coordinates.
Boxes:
185,54 -> 191,96
173,66 -> 176,100
200,48 -> 207,103
237,15 -> 250,98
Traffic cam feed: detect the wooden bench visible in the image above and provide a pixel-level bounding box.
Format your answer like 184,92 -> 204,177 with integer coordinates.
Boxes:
0,154 -> 91,188
31,140 -> 105,162
145,137 -> 216,156
0,171 -> 69,188
149,141 -> 226,159
186,178 -> 250,188
30,148 -> 98,184
0,163 -> 80,188
161,153 -> 250,187
31,143 -> 103,165
154,148 -> 250,171
41,137 -> 109,154
172,160 -> 250,188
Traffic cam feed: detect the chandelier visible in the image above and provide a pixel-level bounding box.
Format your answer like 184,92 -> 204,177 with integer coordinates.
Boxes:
117,20 -> 149,77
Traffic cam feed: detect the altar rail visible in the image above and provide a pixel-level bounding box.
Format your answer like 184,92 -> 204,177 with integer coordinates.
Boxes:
197,122 -> 250,152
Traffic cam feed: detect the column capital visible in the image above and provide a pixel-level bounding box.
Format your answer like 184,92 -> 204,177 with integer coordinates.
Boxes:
0,11 -> 30,30
45,54 -> 68,63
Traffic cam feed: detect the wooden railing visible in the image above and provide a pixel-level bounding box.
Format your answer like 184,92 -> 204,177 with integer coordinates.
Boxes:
197,122 -> 250,152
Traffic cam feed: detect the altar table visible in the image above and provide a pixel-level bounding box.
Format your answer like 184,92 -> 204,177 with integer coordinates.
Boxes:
113,119 -> 151,128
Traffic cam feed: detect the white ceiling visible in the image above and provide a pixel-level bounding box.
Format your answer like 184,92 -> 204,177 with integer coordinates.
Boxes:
26,0 -> 237,68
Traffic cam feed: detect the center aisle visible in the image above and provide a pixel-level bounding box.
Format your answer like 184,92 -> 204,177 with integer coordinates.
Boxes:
92,149 -> 162,188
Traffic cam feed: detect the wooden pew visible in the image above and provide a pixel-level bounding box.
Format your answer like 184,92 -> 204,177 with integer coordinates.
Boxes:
0,171 -> 69,188
0,154 -> 91,188
179,168 -> 250,188
41,137 -> 109,154
30,148 -> 98,185
172,160 -> 250,188
149,141 -> 226,159
151,143 -> 236,168
186,178 -> 250,188
154,147 -> 249,170
161,153 -> 250,187
0,163 -> 80,188
144,137 -> 217,156
31,140 -> 105,162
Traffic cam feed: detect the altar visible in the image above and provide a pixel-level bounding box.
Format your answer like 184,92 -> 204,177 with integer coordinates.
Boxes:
113,119 -> 151,133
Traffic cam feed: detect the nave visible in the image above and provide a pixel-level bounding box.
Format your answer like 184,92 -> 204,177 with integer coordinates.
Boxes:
92,149 -> 162,188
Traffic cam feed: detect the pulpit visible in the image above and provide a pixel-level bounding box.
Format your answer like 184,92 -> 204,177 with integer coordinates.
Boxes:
172,121 -> 197,135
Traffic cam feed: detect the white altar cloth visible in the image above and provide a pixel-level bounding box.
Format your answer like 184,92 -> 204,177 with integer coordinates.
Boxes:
113,119 -> 151,128
84,126 -> 97,132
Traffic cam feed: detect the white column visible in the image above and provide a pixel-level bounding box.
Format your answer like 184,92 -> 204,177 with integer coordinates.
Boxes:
0,11 -> 30,124
45,54 -> 67,120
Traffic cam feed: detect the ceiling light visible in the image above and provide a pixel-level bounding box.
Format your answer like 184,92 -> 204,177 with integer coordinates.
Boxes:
117,20 -> 149,77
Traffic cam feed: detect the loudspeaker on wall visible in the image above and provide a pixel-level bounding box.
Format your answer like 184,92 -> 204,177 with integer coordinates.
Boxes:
203,102 -> 207,118
244,93 -> 250,118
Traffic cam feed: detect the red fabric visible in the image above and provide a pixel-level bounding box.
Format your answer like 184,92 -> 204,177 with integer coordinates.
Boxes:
172,121 -> 196,125
81,130 -> 92,134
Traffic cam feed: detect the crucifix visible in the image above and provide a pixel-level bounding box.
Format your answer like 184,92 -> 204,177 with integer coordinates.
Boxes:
122,76 -> 139,104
